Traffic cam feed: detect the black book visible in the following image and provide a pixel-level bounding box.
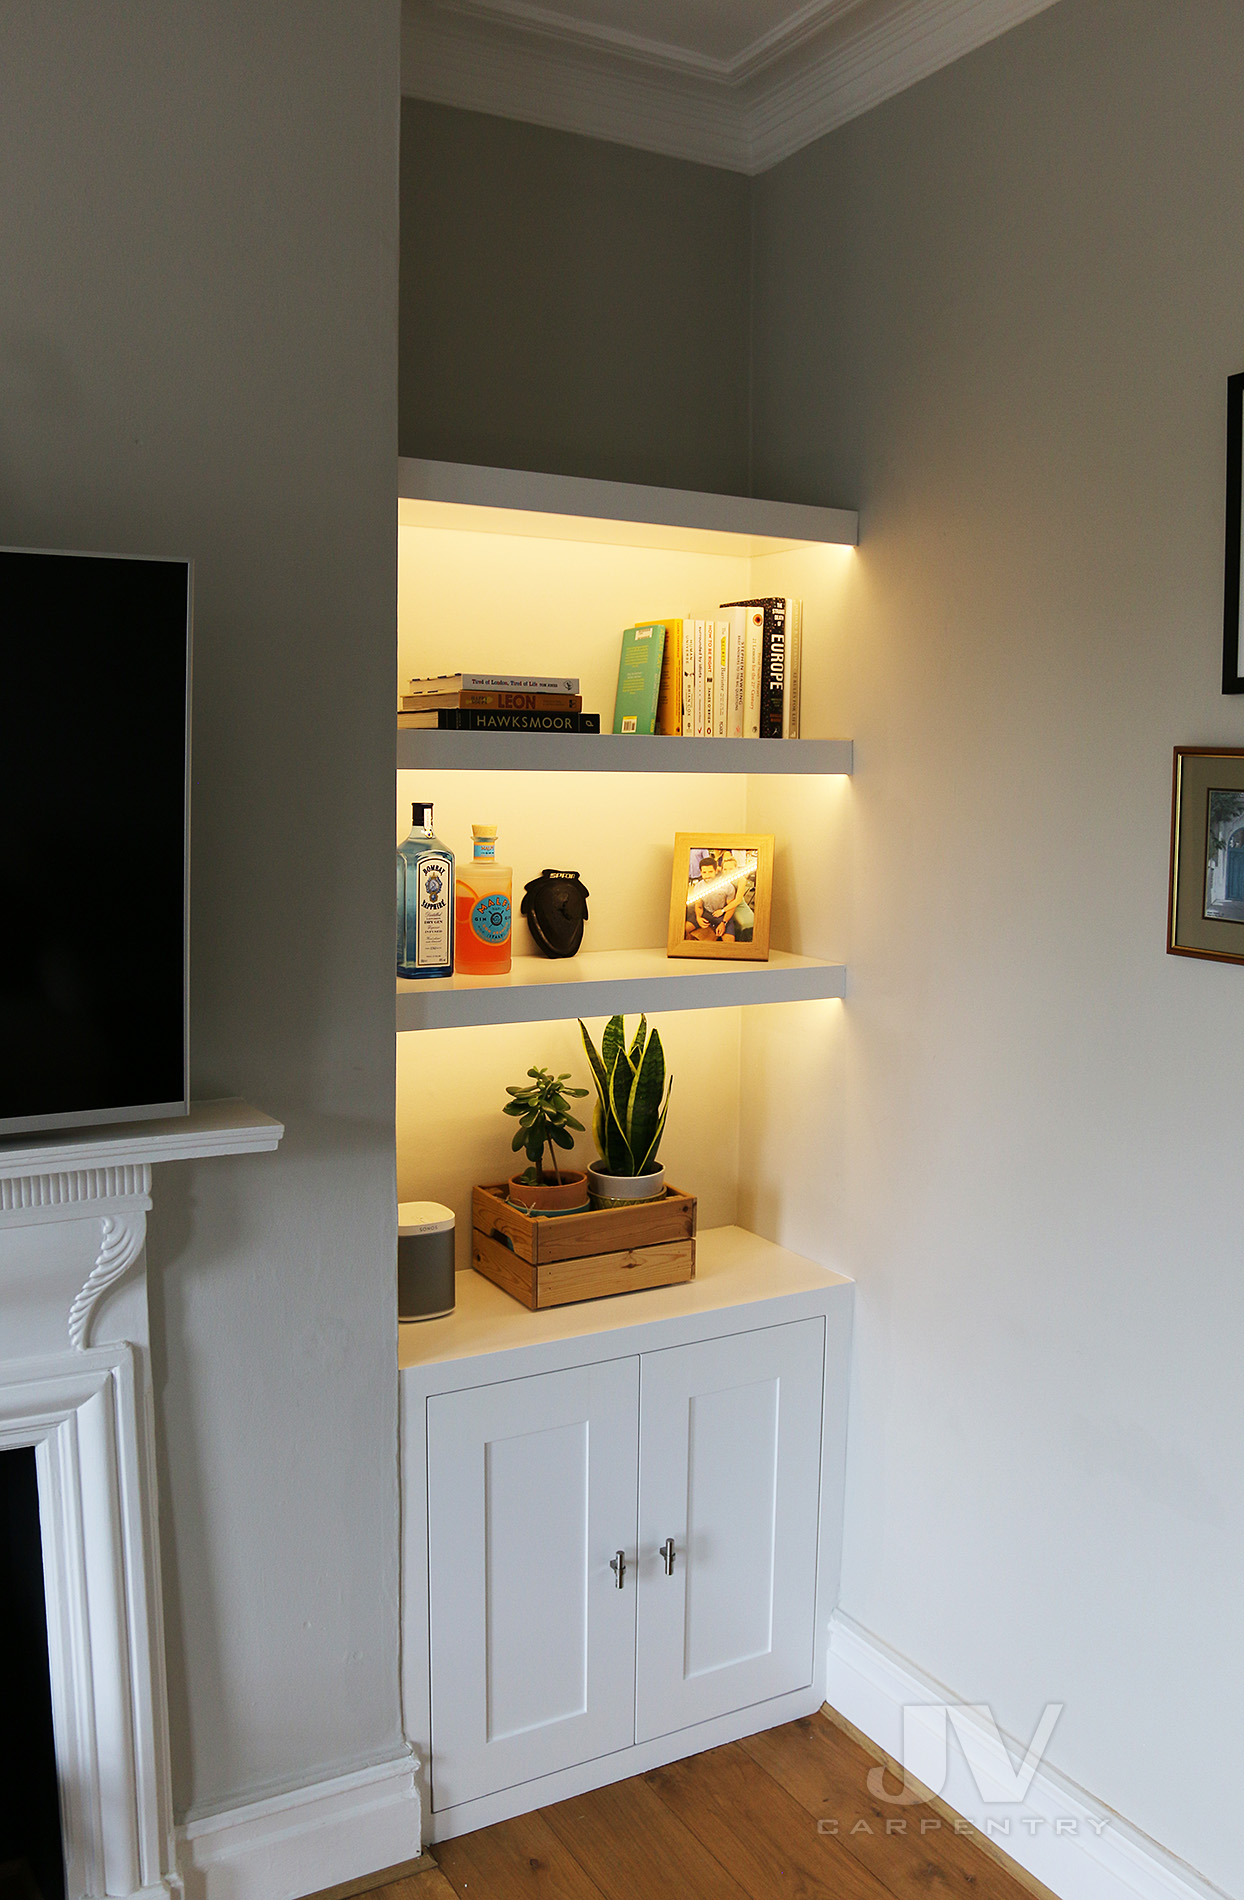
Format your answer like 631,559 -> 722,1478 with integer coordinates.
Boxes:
720,596 -> 786,738
435,708 -> 601,733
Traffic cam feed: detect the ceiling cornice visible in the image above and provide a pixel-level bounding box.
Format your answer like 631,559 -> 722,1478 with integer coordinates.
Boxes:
401,0 -> 1062,174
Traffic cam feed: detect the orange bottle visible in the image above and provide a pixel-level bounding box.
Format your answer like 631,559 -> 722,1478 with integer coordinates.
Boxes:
454,824 -> 513,974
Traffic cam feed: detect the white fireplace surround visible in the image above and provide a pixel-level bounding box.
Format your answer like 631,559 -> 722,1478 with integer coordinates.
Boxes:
0,1102 -> 316,1900
0,1342 -> 172,1900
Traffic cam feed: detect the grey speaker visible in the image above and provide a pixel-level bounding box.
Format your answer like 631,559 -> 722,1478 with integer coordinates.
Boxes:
397,1201 -> 455,1321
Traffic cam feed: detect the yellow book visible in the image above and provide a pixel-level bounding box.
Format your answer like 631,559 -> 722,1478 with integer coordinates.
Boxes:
653,618 -> 683,734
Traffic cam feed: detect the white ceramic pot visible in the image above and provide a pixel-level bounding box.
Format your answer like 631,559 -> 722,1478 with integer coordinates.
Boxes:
587,1162 -> 665,1209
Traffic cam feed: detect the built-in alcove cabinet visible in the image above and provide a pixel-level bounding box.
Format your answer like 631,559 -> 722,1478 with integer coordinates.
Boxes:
394,459 -> 857,1842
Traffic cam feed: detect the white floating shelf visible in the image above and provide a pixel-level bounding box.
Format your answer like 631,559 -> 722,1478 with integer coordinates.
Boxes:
398,458 -> 858,556
0,1098 -> 284,1179
397,729 -> 852,776
397,948 -> 845,1031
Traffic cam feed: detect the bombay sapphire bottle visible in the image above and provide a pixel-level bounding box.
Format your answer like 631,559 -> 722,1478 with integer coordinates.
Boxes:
397,801 -> 454,979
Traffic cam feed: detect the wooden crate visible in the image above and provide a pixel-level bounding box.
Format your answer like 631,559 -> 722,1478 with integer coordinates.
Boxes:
471,1181 -> 697,1310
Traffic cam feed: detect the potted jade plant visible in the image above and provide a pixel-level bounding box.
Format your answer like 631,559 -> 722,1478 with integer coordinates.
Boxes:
578,1015 -> 672,1207
503,1066 -> 591,1214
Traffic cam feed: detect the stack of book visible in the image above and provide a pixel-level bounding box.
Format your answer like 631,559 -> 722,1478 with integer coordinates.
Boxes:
611,601 -> 802,739
399,673 -> 600,734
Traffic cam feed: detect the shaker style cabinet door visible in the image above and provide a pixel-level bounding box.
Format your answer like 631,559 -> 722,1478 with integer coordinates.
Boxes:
635,1318 -> 825,1744
426,1358 -> 639,1811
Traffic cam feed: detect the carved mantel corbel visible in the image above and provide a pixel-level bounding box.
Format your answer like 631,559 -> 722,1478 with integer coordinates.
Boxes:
0,1163 -> 154,1348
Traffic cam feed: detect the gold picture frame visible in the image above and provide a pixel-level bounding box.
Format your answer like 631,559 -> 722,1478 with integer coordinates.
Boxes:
1168,747 -> 1244,963
667,832 -> 774,961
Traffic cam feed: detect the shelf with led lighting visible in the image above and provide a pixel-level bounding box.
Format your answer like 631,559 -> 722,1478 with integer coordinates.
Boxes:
398,457 -> 858,555
396,947 -> 845,1032
397,729 -> 852,775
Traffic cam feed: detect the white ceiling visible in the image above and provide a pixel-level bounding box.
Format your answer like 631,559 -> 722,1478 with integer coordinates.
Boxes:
401,0 -> 1063,172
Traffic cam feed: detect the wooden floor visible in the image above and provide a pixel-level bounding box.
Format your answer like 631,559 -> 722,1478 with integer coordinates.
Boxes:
368,1710 -> 1042,1900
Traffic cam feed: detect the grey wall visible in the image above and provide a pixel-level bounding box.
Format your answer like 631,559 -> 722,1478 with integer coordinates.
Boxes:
750,1 -> 1244,1887
0,3 -> 403,1815
399,101 -> 752,492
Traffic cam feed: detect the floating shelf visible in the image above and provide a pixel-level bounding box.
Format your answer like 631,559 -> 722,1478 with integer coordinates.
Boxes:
398,458 -> 858,557
397,948 -> 845,1032
0,1098 -> 285,1179
397,729 -> 853,776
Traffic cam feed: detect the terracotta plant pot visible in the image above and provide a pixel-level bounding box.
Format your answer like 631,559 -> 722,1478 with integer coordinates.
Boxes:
587,1162 -> 666,1209
507,1169 -> 591,1216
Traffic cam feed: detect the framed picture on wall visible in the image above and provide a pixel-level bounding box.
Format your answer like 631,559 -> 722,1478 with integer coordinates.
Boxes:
667,832 -> 773,961
1223,373 -> 1244,691
1168,747 -> 1244,962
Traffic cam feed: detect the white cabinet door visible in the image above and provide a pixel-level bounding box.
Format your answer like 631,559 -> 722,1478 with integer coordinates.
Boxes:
426,1358 -> 638,1810
635,1318 -> 825,1744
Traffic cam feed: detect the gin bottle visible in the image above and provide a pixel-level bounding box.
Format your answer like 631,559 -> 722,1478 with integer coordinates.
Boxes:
397,802 -> 454,979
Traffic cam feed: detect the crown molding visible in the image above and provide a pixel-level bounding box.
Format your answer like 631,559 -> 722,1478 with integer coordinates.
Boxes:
401,0 -> 1063,173
430,0 -> 869,83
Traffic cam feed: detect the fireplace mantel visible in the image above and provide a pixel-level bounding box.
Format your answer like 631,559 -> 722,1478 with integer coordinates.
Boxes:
0,1097 -> 283,1180
0,1098 -> 284,1900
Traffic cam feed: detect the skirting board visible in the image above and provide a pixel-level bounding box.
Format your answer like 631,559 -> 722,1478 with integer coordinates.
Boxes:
176,1754 -> 421,1900
825,1613 -> 1227,1900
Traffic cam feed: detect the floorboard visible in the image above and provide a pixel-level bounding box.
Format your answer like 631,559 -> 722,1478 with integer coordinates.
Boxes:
740,1716 -> 1032,1900
363,1869 -> 458,1900
645,1740 -> 895,1900
424,1712 -> 1057,1900
434,1809 -> 602,1899
540,1772 -> 751,1900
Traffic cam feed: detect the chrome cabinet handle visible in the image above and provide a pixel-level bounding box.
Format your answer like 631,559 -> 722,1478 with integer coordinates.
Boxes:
609,1549 -> 626,1589
660,1537 -> 676,1577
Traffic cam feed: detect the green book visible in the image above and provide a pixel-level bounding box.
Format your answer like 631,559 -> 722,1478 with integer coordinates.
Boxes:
612,623 -> 667,734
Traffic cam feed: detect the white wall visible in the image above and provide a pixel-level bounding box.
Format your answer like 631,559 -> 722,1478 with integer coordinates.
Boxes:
0,3 -> 404,1817
748,1 -> 1244,1888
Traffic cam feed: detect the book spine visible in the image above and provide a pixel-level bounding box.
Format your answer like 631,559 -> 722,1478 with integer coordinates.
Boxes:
694,620 -> 706,737
654,620 -> 682,734
759,601 -> 786,738
728,608 -> 746,737
681,610 -> 695,737
743,607 -> 764,738
408,674 -> 580,694
714,621 -> 729,738
464,690 -> 582,711
704,619 -> 715,737
440,710 -> 601,732
783,598 -> 802,739
460,673 -> 579,693
403,690 -> 583,711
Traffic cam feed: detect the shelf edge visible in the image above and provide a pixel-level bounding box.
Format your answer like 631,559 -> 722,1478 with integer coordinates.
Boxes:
396,731 -> 853,775
397,962 -> 847,1031
398,458 -> 858,549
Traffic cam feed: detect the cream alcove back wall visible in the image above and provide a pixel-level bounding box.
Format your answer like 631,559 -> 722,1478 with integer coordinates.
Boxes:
746,0 -> 1244,1889
0,4 -> 404,1817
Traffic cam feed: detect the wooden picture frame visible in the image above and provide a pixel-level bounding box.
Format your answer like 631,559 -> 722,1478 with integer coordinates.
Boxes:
1223,373 -> 1244,692
667,832 -> 773,961
1168,746 -> 1244,963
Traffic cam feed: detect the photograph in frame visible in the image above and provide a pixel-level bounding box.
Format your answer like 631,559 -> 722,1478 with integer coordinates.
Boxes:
667,832 -> 774,962
1168,747 -> 1244,962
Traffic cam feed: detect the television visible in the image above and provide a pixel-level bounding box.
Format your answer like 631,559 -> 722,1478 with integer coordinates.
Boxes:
0,547 -> 192,1138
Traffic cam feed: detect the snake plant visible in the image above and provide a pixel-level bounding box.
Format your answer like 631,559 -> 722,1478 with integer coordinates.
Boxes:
578,1015 -> 672,1177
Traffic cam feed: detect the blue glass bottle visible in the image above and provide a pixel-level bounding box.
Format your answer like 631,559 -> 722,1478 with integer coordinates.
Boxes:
397,801 -> 455,979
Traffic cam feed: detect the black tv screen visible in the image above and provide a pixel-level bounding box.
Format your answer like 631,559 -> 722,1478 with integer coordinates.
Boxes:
0,548 -> 191,1137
